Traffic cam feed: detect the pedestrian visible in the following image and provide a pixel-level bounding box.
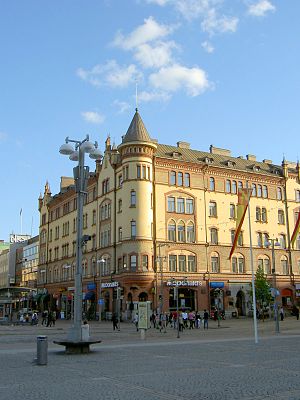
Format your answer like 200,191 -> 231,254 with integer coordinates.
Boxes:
31,312 -> 38,325
178,312 -> 184,332
46,311 -> 52,327
81,320 -> 90,340
41,311 -> 47,326
52,311 -> 56,326
112,313 -> 119,331
151,312 -> 156,328
160,312 -> 167,333
203,309 -> 209,329
280,306 -> 284,321
292,304 -> 299,320
133,312 -> 139,331
19,314 -> 24,323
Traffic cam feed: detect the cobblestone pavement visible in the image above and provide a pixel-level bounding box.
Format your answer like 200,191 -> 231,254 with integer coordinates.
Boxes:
1,317 -> 300,399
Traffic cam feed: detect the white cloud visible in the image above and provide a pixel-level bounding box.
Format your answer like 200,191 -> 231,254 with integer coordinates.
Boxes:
138,90 -> 171,103
201,8 -> 238,35
77,60 -> 142,88
201,41 -> 214,53
113,16 -> 174,50
134,41 -> 177,68
149,64 -> 210,97
81,111 -> 105,124
145,0 -> 169,5
113,100 -> 131,113
248,1 -> 276,17
175,0 -> 221,21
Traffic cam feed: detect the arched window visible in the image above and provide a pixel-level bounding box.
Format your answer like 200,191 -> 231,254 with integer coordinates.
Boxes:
170,171 -> 176,185
238,181 -> 243,190
226,180 -> 231,193
252,184 -> 257,197
186,222 -> 195,243
178,172 -> 183,186
82,259 -> 88,277
257,185 -> 262,197
177,221 -> 185,242
184,173 -> 190,187
262,185 -> 268,198
209,177 -> 215,191
168,220 -> 176,241
232,180 -> 237,194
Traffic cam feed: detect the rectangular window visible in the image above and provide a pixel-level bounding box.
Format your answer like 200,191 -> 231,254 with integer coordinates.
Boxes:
168,223 -> 176,241
210,228 -> 218,244
131,221 -> 136,238
226,180 -> 231,193
169,255 -> 177,272
261,208 -> 267,223
137,165 -> 141,178
177,172 -> 183,186
230,204 -> 236,219
178,255 -> 186,272
281,259 -> 288,275
177,198 -> 185,213
147,166 -> 151,180
142,165 -> 146,179
167,197 -> 175,212
118,227 -> 122,241
211,257 -> 219,273
238,258 -> 244,273
187,255 -> 196,272
256,207 -> 261,221
278,210 -> 285,224
209,202 -> 217,217
186,199 -> 194,214
130,255 -> 137,272
130,191 -> 136,207
142,255 -> 148,271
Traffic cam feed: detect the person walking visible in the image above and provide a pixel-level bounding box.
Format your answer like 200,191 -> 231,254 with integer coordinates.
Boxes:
280,306 -> 284,321
133,312 -> 139,331
46,310 -> 52,327
203,309 -> 209,329
160,312 -> 167,333
112,313 -> 120,331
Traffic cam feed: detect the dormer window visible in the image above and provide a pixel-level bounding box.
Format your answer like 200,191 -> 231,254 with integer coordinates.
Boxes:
172,152 -> 182,158
204,157 -> 213,164
227,160 -> 236,167
253,165 -> 260,172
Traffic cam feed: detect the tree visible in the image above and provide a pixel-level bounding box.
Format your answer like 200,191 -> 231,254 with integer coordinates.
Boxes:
249,265 -> 272,320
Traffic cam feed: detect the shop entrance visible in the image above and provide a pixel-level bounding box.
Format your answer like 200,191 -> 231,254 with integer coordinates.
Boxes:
236,290 -> 246,316
169,288 -> 196,311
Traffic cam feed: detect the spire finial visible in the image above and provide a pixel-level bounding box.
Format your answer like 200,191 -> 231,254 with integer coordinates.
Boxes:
135,78 -> 138,111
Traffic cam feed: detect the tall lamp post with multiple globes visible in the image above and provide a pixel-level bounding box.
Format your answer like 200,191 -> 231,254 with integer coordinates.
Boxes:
59,135 -> 102,341
266,238 -> 281,334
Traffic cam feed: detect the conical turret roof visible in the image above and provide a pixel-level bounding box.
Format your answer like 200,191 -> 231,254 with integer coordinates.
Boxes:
122,109 -> 152,144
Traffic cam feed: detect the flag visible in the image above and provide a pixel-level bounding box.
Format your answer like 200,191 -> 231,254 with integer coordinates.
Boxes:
20,208 -> 22,216
291,210 -> 300,248
229,188 -> 252,259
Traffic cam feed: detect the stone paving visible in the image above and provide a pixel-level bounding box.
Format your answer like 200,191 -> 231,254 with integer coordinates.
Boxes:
1,317 -> 300,399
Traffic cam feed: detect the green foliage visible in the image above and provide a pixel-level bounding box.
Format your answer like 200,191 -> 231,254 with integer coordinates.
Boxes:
249,266 -> 272,307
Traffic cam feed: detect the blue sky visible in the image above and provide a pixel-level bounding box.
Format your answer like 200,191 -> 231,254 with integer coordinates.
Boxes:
0,0 -> 299,240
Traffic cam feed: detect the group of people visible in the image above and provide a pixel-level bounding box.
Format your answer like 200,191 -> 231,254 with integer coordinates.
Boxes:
18,310 -> 57,327
147,310 -> 211,332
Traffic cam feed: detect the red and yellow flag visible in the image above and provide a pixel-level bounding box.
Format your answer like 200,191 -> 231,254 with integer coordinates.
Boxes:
229,188 -> 252,259
291,210 -> 300,248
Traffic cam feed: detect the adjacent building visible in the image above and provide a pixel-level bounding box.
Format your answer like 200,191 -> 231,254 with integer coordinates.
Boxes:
37,110 -> 300,318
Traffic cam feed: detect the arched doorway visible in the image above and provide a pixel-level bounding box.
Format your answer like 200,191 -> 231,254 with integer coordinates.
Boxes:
236,290 -> 246,316
138,292 -> 148,301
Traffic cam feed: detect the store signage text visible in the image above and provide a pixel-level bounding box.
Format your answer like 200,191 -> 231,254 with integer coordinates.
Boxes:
101,282 -> 119,288
166,280 -> 202,287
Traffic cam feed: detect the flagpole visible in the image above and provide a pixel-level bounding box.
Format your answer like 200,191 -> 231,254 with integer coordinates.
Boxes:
247,187 -> 258,344
20,209 -> 23,234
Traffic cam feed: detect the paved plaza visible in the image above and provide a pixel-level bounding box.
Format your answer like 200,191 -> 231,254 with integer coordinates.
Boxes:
1,317 -> 300,399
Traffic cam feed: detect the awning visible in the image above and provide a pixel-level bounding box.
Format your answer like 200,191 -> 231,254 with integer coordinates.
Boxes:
84,291 -> 95,300
33,293 -> 43,302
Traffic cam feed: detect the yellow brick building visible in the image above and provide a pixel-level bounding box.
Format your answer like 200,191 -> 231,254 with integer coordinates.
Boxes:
38,110 -> 300,318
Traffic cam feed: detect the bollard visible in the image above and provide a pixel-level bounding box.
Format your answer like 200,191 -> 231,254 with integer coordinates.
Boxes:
37,335 -> 48,365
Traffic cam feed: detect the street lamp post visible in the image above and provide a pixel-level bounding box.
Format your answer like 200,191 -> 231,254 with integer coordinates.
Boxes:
59,135 -> 102,341
267,238 -> 280,334
97,259 -> 105,322
156,243 -> 169,315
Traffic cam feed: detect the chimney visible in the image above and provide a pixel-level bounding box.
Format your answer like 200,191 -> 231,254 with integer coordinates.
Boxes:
246,154 -> 256,161
177,141 -> 190,149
